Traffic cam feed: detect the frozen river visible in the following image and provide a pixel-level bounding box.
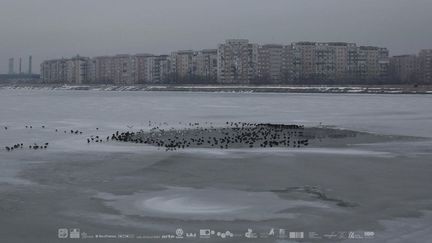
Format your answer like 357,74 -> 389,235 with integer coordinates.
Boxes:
0,89 -> 432,242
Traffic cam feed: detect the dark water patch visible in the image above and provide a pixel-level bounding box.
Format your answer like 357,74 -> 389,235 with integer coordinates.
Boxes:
271,186 -> 358,208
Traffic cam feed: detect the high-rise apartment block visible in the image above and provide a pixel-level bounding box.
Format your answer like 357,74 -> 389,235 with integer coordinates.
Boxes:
288,42 -> 389,83
41,56 -> 91,84
134,54 -> 154,84
146,55 -> 170,83
169,49 -> 218,82
170,50 -> 195,81
65,56 -> 88,84
217,39 -> 259,84
258,44 -> 285,83
390,55 -> 419,83
195,49 -> 218,81
94,56 -> 113,83
41,59 -> 67,83
357,46 -> 390,83
111,55 -> 136,85
418,49 -> 432,84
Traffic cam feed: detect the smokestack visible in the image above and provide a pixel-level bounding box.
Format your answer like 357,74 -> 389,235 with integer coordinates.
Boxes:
8,58 -> 14,74
28,56 -> 32,74
19,57 -> 22,74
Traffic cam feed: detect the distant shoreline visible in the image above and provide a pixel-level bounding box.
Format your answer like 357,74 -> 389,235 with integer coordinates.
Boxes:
1,83 -> 432,94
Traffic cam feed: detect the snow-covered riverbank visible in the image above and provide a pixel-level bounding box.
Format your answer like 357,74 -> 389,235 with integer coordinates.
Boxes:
1,83 -> 432,94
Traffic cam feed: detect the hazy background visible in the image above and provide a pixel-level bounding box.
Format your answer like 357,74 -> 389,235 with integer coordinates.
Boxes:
1,0 -> 431,74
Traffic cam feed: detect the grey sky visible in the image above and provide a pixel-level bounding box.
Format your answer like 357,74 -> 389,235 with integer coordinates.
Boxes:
1,0 -> 431,74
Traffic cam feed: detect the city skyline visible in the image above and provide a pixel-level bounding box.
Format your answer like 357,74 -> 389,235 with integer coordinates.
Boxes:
6,37 -> 432,76
1,0 -> 432,74
40,39 -> 432,85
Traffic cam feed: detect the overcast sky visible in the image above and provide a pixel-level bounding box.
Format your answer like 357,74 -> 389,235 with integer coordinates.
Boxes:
1,0 -> 431,74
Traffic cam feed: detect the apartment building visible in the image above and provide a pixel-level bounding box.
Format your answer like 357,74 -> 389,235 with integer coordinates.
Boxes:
134,54 -> 154,84
86,58 -> 96,84
327,42 -> 358,81
94,56 -> 114,83
291,42 -> 317,82
358,46 -> 390,82
65,56 -> 89,84
41,56 -> 91,84
81,54 -> 171,84
288,42 -> 389,83
41,59 -> 66,83
111,55 -> 136,85
145,55 -> 170,83
170,50 -> 196,81
314,43 -> 337,81
217,39 -> 259,84
195,49 -> 218,81
390,55 -> 419,83
418,49 -> 432,83
258,44 -> 284,83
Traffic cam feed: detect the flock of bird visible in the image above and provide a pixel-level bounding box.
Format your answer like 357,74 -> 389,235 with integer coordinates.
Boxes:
3,125 -> 84,152
87,135 -> 110,143
109,122 -> 310,151
3,122 -> 312,152
5,142 -> 49,151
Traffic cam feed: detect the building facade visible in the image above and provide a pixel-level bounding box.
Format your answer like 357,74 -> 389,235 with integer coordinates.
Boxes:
134,54 -> 154,84
41,59 -> 66,83
418,49 -> 432,84
169,49 -> 218,83
258,44 -> 284,83
288,42 -> 389,83
291,42 -> 316,82
145,55 -> 170,83
41,56 -> 92,84
94,56 -> 114,84
217,39 -> 259,84
111,55 -> 136,85
170,50 -> 196,82
65,56 -> 88,84
195,49 -> 218,82
390,55 -> 419,83
358,46 -> 390,83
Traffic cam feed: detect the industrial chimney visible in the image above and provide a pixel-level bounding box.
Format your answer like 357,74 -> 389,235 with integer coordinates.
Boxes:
28,56 -> 32,74
8,58 -> 14,74
19,57 -> 22,74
